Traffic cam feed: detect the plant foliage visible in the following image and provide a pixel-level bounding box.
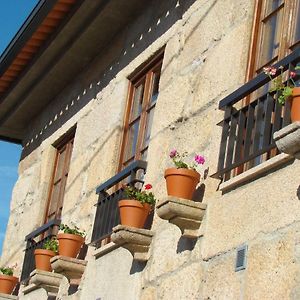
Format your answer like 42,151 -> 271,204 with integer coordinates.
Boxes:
124,184 -> 156,205
59,224 -> 85,237
43,238 -> 58,253
264,65 -> 300,104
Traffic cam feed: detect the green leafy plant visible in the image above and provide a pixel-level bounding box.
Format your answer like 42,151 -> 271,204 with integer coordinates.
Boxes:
0,263 -> 17,276
263,65 -> 300,104
59,224 -> 86,237
124,184 -> 156,205
169,150 -> 205,170
43,238 -> 58,253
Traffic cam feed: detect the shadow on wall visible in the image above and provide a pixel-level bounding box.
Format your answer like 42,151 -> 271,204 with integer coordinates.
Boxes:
21,0 -> 198,160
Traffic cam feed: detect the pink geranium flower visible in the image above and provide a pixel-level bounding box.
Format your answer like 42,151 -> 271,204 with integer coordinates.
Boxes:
194,154 -> 205,165
169,149 -> 177,158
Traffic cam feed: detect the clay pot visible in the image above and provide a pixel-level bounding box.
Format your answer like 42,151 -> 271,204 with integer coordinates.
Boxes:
164,168 -> 200,200
57,233 -> 85,258
290,87 -> 300,122
0,274 -> 18,295
34,249 -> 56,272
118,199 -> 151,228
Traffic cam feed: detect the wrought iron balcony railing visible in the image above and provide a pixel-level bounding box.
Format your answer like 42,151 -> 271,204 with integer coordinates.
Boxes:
213,48 -> 300,182
91,160 -> 148,247
20,218 -> 60,283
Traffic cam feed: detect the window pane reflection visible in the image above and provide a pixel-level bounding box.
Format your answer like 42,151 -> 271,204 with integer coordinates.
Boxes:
259,10 -> 283,67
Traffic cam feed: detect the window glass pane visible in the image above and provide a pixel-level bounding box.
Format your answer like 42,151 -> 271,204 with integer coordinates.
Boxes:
259,9 -> 283,67
124,120 -> 140,161
48,182 -> 61,217
150,71 -> 161,104
265,0 -> 283,16
143,108 -> 155,147
54,147 -> 66,181
130,82 -> 144,121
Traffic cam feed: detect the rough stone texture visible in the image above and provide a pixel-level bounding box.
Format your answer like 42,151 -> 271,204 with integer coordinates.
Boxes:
156,196 -> 207,238
111,225 -> 154,261
28,269 -> 63,296
274,122 -> 300,158
50,256 -> 87,281
19,285 -> 48,300
155,262 -> 204,300
3,0 -> 300,299
78,247 -> 142,300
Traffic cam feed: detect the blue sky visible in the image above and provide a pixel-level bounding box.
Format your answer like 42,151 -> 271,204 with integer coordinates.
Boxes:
0,0 -> 39,255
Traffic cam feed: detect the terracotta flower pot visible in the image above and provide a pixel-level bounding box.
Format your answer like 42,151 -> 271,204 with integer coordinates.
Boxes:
118,199 -> 151,228
57,233 -> 85,258
34,249 -> 56,272
0,274 -> 18,295
290,87 -> 300,122
164,168 -> 200,200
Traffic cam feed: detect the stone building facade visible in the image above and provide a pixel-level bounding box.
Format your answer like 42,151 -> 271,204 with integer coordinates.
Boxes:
0,0 -> 300,299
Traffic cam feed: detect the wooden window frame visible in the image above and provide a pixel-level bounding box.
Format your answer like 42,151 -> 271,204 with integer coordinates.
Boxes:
43,129 -> 75,224
118,50 -> 164,172
246,0 -> 299,81
232,0 -> 299,177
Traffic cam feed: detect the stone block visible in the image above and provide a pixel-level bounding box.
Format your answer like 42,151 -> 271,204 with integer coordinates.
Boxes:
156,196 -> 207,238
203,251 -> 242,300
274,122 -> 300,158
244,231 -> 297,300
21,285 -> 48,299
157,262 -> 204,300
111,225 -> 154,261
27,269 -> 64,297
50,256 -> 87,281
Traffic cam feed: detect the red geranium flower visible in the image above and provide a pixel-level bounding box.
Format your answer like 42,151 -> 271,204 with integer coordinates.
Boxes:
144,184 -> 152,190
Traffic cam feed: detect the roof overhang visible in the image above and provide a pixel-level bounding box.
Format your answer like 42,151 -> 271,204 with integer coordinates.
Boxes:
0,0 -> 146,144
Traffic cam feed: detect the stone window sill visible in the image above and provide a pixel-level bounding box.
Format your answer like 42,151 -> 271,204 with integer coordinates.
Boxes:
219,153 -> 293,192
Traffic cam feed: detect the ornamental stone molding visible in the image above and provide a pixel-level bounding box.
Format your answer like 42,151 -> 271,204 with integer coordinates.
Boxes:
21,269 -> 64,299
156,196 -> 207,238
111,225 -> 154,261
274,122 -> 300,158
50,256 -> 87,281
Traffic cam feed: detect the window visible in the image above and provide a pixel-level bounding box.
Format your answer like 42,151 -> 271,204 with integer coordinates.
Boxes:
44,130 -> 75,223
249,0 -> 300,78
118,51 -> 163,171
213,1 -> 299,185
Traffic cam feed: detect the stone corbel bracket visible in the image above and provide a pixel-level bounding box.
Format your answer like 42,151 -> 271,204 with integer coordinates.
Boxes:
22,270 -> 64,298
111,225 -> 154,261
274,122 -> 300,158
0,293 -> 18,300
156,196 -> 207,238
50,256 -> 87,281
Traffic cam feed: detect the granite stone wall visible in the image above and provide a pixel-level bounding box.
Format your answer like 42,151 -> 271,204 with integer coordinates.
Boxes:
3,1 -> 300,299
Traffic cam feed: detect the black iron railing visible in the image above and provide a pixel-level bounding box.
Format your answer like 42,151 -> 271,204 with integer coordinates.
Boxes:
91,160 -> 147,247
20,219 -> 60,283
213,48 -> 300,181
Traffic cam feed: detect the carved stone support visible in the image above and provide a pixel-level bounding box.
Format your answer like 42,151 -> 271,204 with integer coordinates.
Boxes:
274,122 -> 300,158
21,270 -> 64,298
0,293 -> 18,300
111,225 -> 154,261
156,196 -> 207,238
50,256 -> 87,281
